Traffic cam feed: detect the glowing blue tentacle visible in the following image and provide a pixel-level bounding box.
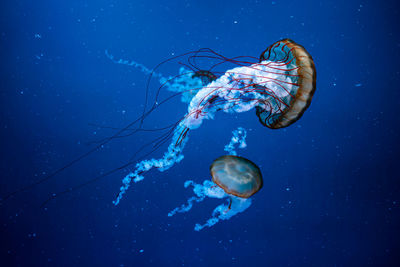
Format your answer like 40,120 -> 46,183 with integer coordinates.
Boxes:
113,124 -> 188,205
224,127 -> 247,156
194,197 -> 252,231
105,51 -> 203,103
167,195 -> 205,216
105,50 -> 163,78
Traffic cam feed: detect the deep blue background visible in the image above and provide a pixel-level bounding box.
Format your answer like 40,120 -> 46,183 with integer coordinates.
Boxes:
1,0 -> 400,266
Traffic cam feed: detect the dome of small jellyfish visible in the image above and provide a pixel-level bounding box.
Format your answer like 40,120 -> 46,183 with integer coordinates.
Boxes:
256,38 -> 316,129
210,155 -> 263,198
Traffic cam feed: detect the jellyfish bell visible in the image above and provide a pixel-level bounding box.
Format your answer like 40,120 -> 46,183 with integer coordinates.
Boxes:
255,38 -> 316,129
210,155 -> 262,199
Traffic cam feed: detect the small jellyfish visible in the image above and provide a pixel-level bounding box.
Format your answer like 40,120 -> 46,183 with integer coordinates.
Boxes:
211,155 -> 263,198
168,155 -> 262,231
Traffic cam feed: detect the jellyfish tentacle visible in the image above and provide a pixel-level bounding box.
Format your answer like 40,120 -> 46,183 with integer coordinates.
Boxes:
168,180 -> 226,217
105,50 -> 206,104
225,198 -> 233,213
194,196 -> 252,231
113,124 -> 189,205
224,127 -> 247,156
168,179 -> 252,231
167,195 -> 205,217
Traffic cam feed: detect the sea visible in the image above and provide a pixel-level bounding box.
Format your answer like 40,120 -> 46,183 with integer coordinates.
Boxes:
1,0 -> 399,266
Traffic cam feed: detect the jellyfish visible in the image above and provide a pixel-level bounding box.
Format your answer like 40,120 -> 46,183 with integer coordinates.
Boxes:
113,39 -> 316,205
169,154 -> 263,231
1,39 -> 315,208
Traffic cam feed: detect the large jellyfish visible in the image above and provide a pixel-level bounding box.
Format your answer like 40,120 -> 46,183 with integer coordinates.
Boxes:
168,154 -> 263,231
113,39 -> 316,205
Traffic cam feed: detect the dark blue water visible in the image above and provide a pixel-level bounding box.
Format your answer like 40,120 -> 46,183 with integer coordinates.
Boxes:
1,0 -> 399,266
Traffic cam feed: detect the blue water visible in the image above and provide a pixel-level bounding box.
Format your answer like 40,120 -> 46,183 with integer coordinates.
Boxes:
1,0 -> 400,266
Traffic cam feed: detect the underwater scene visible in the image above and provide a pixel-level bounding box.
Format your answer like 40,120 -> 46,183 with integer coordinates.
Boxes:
1,0 -> 399,266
